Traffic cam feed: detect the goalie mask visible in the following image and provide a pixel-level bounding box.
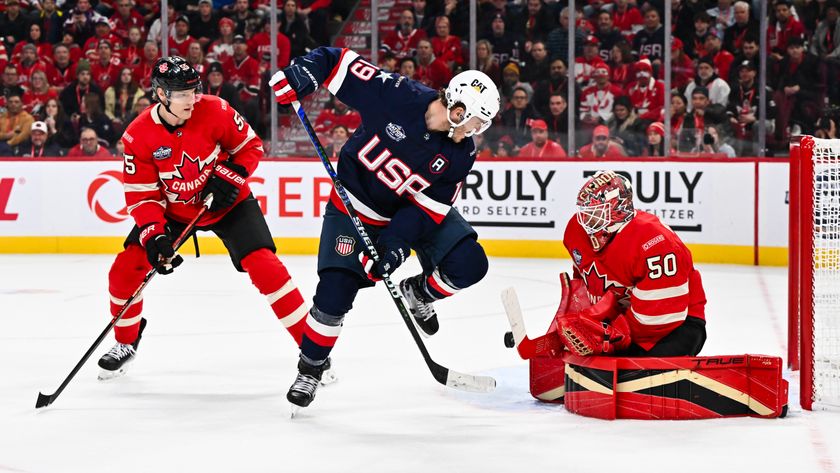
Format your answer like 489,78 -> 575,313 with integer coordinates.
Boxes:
576,171 -> 635,252
444,70 -> 500,138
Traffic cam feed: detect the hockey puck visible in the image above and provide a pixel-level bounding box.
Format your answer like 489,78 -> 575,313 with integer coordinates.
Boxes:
503,331 -> 515,348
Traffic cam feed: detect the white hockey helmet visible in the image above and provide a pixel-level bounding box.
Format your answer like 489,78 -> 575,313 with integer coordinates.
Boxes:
444,70 -> 500,137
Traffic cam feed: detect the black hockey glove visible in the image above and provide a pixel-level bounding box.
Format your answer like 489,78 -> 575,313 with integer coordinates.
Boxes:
201,161 -> 249,212
359,236 -> 410,282
139,223 -> 184,275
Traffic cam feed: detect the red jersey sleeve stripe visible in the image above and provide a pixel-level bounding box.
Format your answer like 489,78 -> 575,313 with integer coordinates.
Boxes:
408,193 -> 449,224
325,49 -> 359,95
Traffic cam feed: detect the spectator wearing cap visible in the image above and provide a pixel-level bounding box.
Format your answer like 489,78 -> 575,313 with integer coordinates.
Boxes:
147,3 -> 176,47
579,125 -> 626,158
281,0 -> 316,59
575,35 -> 604,88
643,121 -> 667,157
168,15 -> 196,57
204,61 -> 241,112
500,85 -> 541,148
15,44 -> 49,89
704,33 -> 734,83
12,24 -> 54,65
768,0 -> 805,61
207,17 -> 236,64
415,38 -> 452,90
0,92 -> 34,148
521,41 -> 551,84
314,97 -> 362,134
499,61 -> 533,109
810,1 -> 840,103
104,66 -> 144,133
612,0 -> 644,40
727,60 -> 775,156
628,58 -> 665,122
64,0 -> 109,47
35,0 -> 64,45
519,118 -> 567,159
0,0 -> 31,48
594,10 -> 623,62
728,35 -> 759,84
724,2 -> 759,53
60,59 -> 105,118
382,8 -> 426,59
632,7 -> 664,65
478,0 -> 510,31
476,40 -> 501,86
683,57 -> 730,112
514,0 -> 555,45
67,127 -> 113,157
223,34 -> 260,123
482,11 -> 523,66
14,121 -> 62,157
670,37 -> 694,91
680,86 -> 714,152
608,95 -> 645,156
90,40 -> 122,91
547,7 -> 586,63
431,16 -> 464,71
774,37 -> 823,139
189,0 -> 221,49
494,134 -> 515,157
580,62 -> 623,126
23,70 -> 57,117
686,11 -> 714,60
249,19 -> 291,69
110,0 -> 146,44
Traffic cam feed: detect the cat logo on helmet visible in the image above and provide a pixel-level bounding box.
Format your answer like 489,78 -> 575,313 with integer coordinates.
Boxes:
470,79 -> 487,93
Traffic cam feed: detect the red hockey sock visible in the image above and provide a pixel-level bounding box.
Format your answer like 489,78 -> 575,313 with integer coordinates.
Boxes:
109,244 -> 151,344
241,249 -> 308,345
425,270 -> 460,300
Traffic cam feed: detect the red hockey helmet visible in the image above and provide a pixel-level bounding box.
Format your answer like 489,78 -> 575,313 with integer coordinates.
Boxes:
575,171 -> 635,252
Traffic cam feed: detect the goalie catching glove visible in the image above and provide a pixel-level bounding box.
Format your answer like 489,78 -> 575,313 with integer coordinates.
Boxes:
201,161 -> 248,212
139,223 -> 184,275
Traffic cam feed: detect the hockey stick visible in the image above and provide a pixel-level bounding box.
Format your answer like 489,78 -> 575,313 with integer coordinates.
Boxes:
292,101 -> 495,393
35,196 -> 213,409
501,287 -> 563,359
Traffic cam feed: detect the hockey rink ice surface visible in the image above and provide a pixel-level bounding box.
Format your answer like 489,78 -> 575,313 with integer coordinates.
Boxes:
1,254 -> 838,473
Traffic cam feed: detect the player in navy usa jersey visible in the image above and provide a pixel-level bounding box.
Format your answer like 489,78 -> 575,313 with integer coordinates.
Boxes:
269,47 -> 500,409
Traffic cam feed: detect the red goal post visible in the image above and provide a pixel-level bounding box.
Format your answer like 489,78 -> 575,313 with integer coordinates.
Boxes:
789,135 -> 840,411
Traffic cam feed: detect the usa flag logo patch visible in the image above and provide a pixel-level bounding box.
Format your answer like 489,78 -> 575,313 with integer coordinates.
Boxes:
335,235 -> 356,256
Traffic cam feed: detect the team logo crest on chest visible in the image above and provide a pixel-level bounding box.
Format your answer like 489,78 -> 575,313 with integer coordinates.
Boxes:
335,235 -> 356,256
159,151 -> 216,205
386,123 -> 406,142
152,146 -> 172,160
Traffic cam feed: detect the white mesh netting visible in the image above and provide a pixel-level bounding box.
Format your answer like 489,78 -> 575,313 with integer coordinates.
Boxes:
810,138 -> 840,409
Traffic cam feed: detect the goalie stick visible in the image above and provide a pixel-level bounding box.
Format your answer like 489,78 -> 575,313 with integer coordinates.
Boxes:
292,100 -> 496,394
35,195 -> 213,409
501,287 -> 563,359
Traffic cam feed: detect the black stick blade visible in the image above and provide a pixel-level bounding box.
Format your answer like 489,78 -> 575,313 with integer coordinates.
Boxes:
35,392 -> 54,409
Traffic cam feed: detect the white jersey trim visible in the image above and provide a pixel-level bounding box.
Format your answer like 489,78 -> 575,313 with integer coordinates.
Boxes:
326,50 -> 361,96
110,294 -> 143,306
115,314 -> 143,327
345,188 -> 390,223
306,315 -> 343,338
632,308 -> 688,326
279,304 -> 308,328
412,191 -> 451,220
127,199 -> 166,214
124,183 -> 160,193
632,282 -> 689,301
228,126 -> 257,155
266,280 -> 295,305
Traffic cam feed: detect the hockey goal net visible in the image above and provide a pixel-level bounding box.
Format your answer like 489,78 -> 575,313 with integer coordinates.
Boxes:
789,135 -> 840,410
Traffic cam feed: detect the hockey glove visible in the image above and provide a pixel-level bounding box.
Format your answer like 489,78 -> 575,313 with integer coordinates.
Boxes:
139,223 -> 184,275
268,63 -> 318,105
201,161 -> 249,212
359,237 -> 410,282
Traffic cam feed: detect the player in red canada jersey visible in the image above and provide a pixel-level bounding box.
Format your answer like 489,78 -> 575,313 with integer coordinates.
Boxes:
556,170 -> 707,357
97,56 -> 315,382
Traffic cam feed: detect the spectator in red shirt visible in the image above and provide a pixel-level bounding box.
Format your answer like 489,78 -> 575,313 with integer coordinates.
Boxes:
12,24 -> 54,65
15,44 -> 49,88
607,40 -> 634,88
670,37 -> 694,91
575,35 -> 604,88
415,38 -> 451,90
83,19 -> 122,62
579,125 -> 626,158
132,41 -> 158,92
249,19 -> 291,69
612,0 -> 643,40
383,8 -> 427,59
110,0 -> 146,44
703,33 -> 734,82
768,0 -> 805,61
23,70 -> 57,117
431,16 -> 464,70
314,98 -> 361,133
122,26 -> 145,68
168,15 -> 195,57
628,58 -> 665,122
186,41 -> 210,78
519,118 -> 567,158
207,17 -> 236,64
90,40 -> 122,91
67,127 -> 114,157
223,35 -> 260,120
47,44 -> 77,91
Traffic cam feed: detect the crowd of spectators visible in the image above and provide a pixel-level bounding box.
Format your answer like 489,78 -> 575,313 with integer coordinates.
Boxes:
362,0 -> 836,158
0,0 -> 350,157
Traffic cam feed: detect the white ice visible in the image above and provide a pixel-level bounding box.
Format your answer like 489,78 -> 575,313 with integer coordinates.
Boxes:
1,254 -> 838,473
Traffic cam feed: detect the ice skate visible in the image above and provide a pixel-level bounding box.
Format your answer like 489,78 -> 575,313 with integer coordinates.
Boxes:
288,358 -> 325,416
97,318 -> 147,381
320,357 -> 338,386
399,275 -> 439,337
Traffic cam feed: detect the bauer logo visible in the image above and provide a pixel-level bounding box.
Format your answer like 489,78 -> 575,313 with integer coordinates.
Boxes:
88,170 -> 129,223
385,123 -> 406,142
153,146 -> 172,160
335,235 -> 355,256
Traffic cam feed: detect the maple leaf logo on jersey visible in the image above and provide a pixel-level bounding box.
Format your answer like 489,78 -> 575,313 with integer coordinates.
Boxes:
580,262 -> 629,304
159,152 -> 216,204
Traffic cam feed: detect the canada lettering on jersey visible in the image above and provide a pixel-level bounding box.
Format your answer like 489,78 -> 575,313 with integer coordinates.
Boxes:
159,152 -> 216,205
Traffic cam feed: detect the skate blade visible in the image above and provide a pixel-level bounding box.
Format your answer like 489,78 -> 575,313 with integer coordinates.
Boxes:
97,366 -> 129,381
289,403 -> 303,418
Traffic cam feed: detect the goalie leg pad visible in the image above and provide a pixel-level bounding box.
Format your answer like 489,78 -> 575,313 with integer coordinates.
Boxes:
108,244 -> 151,344
241,248 -> 307,345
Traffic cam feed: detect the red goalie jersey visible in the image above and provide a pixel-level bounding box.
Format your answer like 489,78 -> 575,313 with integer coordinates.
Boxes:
563,210 -> 707,350
121,94 -> 262,229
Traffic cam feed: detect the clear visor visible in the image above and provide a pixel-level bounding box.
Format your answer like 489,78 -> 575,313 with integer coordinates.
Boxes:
576,203 -> 611,235
448,114 -> 491,137
168,88 -> 201,104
